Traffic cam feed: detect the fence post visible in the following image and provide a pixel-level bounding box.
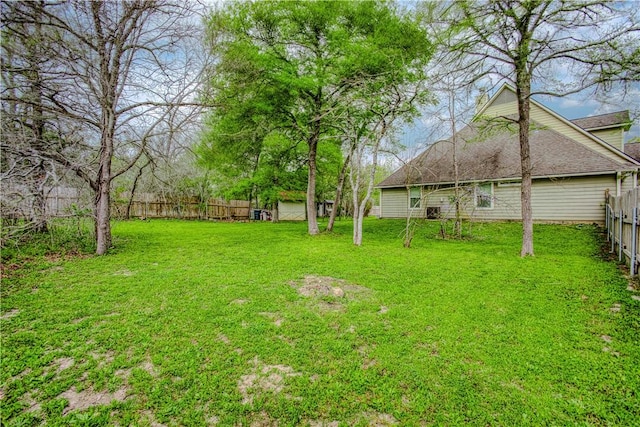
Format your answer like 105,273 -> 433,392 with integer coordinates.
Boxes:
631,207 -> 638,276
611,208 -> 616,253
619,210 -> 624,262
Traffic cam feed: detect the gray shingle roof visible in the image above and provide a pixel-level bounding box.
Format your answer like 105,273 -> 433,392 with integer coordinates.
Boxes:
570,110 -> 631,130
378,120 -> 636,188
624,142 -> 640,162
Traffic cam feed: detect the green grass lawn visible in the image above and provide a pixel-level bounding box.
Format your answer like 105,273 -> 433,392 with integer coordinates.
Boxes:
2,219 -> 639,426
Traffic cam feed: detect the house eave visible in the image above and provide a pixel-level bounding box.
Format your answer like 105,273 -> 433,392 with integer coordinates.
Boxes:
376,168 -> 639,189
583,124 -> 632,132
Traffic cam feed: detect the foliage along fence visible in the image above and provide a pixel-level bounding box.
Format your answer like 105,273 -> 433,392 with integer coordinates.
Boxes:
111,198 -> 250,221
605,188 -> 640,276
6,186 -> 250,222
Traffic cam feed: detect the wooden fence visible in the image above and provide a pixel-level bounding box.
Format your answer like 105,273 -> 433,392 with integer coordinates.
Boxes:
1,184 -> 251,221
605,188 -> 640,275
111,198 -> 250,220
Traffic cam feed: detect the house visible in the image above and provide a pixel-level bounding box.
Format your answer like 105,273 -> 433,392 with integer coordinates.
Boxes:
377,84 -> 639,223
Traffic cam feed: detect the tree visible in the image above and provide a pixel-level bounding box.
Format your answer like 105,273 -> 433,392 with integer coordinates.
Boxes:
198,100 -> 312,213
1,0 -> 208,254
450,0 -> 640,256
202,0 -> 432,235
348,82 -> 427,246
1,0 -> 54,235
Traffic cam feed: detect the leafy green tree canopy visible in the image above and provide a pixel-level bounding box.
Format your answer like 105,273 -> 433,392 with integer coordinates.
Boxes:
200,0 -> 432,232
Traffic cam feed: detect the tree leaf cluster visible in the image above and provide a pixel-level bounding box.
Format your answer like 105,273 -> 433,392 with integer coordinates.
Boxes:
199,0 -> 433,230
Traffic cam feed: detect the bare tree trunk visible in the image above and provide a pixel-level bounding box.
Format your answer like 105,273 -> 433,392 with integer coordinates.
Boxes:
352,198 -> 362,245
29,163 -> 49,233
95,135 -> 114,255
307,124 -> 320,235
403,186 -> 414,248
126,159 -> 150,219
29,2 -> 48,233
327,143 -> 355,232
516,73 -> 534,257
448,90 -> 461,239
349,135 -> 363,245
353,122 -> 384,246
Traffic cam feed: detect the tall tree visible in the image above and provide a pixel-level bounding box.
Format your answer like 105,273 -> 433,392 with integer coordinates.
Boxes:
1,0 -> 53,234
202,0 -> 432,235
450,0 -> 640,256
1,1 -> 207,254
348,82 -> 427,246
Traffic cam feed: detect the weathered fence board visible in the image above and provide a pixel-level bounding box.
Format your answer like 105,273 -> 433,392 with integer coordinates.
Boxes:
111,199 -> 250,220
2,185 -> 251,221
605,188 -> 640,275
40,191 -> 250,221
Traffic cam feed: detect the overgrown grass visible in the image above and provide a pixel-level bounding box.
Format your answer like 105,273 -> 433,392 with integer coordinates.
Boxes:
2,219 -> 639,426
1,217 -> 95,263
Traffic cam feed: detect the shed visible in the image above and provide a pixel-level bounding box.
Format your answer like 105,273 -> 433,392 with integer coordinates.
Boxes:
277,191 -> 306,221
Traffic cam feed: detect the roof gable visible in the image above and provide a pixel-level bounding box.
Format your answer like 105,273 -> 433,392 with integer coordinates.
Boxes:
378,84 -> 639,188
477,84 -> 638,164
377,121 -> 637,187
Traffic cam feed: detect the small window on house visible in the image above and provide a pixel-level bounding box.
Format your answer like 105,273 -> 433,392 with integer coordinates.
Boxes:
409,187 -> 421,209
475,183 -> 493,209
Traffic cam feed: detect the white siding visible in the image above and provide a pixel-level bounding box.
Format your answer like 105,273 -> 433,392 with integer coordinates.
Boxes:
380,188 -> 410,218
590,128 -> 624,151
530,176 -> 613,222
421,184 -> 520,221
380,175 -> 615,223
278,201 -> 306,221
621,172 -> 637,194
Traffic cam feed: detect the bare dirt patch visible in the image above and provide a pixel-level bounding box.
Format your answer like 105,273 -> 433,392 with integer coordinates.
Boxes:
359,411 -> 399,426
1,309 -> 20,320
0,262 -> 22,280
59,386 -> 127,414
140,359 -> 159,377
238,357 -> 301,405
89,350 -> 115,368
308,420 -> 340,427
54,357 -> 75,373
115,368 -> 132,380
317,300 -> 346,313
23,391 -> 41,413
113,269 -> 134,276
290,276 -> 370,312
248,410 -> 279,427
259,312 -> 284,327
141,409 -> 169,427
294,276 -> 348,298
218,333 -> 231,345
